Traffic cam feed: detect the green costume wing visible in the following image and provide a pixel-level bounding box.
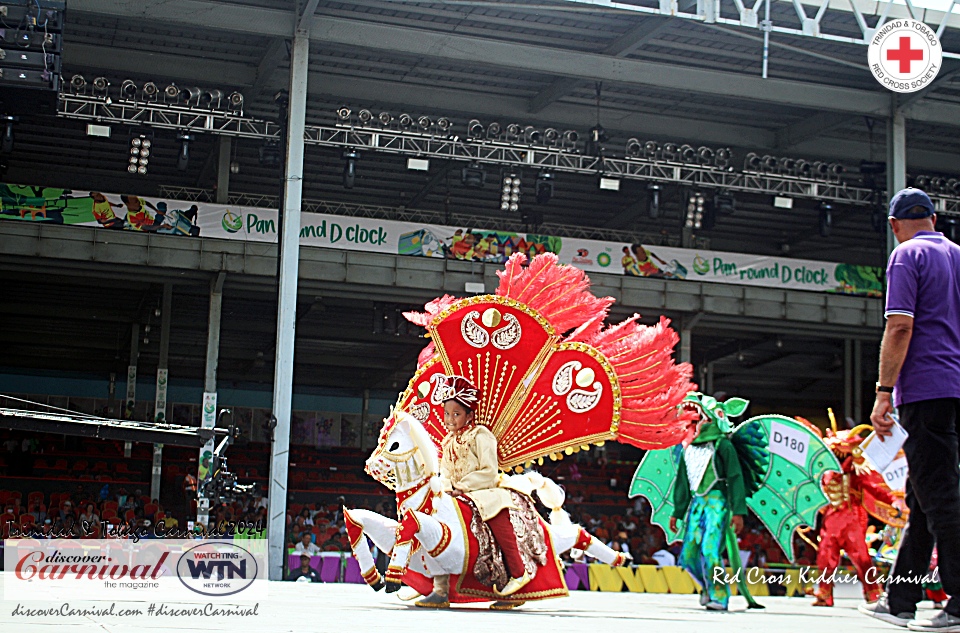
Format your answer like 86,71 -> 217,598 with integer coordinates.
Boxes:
735,415 -> 841,562
628,445 -> 682,543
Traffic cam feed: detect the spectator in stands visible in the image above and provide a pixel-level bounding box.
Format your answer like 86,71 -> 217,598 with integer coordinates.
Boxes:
287,554 -> 322,582
80,503 -> 100,535
27,502 -> 46,525
321,534 -> 343,551
295,531 -> 320,555
59,500 -> 77,524
299,508 -> 314,527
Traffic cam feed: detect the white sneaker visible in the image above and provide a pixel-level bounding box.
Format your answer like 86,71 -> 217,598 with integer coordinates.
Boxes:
908,611 -> 960,632
859,596 -> 915,628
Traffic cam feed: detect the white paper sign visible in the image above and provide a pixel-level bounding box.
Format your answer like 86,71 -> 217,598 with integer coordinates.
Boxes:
862,421 -> 908,472
882,455 -> 908,492
768,420 -> 809,467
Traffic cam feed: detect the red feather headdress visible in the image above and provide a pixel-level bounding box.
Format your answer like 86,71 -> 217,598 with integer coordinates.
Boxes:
395,253 -> 696,469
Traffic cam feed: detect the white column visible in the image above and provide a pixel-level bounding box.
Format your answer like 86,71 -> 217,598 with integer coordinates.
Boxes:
267,27 -> 309,581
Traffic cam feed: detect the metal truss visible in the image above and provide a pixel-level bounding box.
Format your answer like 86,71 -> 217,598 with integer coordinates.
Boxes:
553,0 -> 960,60
0,406 -> 225,448
58,95 -> 281,139
157,185 -> 686,245
66,96 -> 960,214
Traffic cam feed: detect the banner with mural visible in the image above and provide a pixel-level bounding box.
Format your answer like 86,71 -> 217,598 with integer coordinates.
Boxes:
0,184 -> 883,296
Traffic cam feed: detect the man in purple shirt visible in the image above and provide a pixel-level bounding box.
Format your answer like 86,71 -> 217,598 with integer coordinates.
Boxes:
861,188 -> 960,632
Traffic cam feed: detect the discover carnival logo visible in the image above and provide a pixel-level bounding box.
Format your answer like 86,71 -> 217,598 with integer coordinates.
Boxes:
7,539 -> 265,601
868,19 -> 942,93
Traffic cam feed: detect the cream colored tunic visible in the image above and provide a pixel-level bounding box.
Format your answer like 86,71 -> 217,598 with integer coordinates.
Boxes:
439,424 -> 516,521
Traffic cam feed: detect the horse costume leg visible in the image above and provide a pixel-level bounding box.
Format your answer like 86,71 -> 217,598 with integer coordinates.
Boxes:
547,510 -> 629,566
344,508 -> 399,590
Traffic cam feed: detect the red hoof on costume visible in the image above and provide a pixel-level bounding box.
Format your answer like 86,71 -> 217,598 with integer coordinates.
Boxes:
812,587 -> 834,607
864,585 -> 882,604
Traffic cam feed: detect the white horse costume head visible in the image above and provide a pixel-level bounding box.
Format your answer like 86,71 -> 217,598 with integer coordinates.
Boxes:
365,410 -> 439,492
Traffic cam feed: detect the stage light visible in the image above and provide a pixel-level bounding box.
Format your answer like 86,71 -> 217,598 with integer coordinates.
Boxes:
486,122 -> 502,139
561,130 -> 579,149
914,175 -> 931,190
761,155 -> 778,172
461,162 -> 485,188
685,192 -> 705,229
779,157 -> 795,173
342,149 -> 359,188
128,133 -> 151,175
744,152 -> 761,171
378,112 -> 393,127
69,74 -> 86,94
164,84 -> 180,103
523,126 -> 542,144
1,117 -> 13,153
679,144 -> 696,163
230,161 -> 240,174
813,161 -> 830,177
417,115 -> 432,131
794,159 -> 811,178
200,89 -> 223,108
662,143 -> 678,161
227,92 -> 244,113
501,172 -> 521,212
357,109 -> 373,125
436,117 -> 452,133
398,113 -> 414,129
506,124 -> 521,141
179,87 -> 201,106
948,179 -> 960,196
819,202 -> 833,237
543,128 -> 559,146
535,172 -> 554,204
336,106 -> 352,121
467,119 -> 484,137
932,177 -> 948,192
177,133 -> 193,171
714,190 -> 736,215
92,77 -> 110,97
120,80 -> 138,100
407,157 -> 429,171
828,163 -> 845,177
871,207 -> 885,233
714,147 -> 732,169
644,141 -> 659,159
585,124 -> 607,157
142,82 -> 159,101
648,184 -> 661,219
599,177 -> 620,191
697,146 -> 714,165
625,137 -> 642,158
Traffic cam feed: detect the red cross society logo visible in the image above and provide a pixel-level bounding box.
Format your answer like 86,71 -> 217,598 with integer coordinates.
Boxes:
869,19 -> 942,93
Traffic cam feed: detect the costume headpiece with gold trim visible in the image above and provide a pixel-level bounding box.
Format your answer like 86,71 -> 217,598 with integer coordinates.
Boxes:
437,375 -> 480,411
393,253 -> 697,469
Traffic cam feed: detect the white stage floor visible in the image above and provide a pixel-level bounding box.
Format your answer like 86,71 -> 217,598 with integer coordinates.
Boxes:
0,577 -> 931,632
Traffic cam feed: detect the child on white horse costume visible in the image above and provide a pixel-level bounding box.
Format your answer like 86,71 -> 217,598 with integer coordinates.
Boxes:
343,253 -> 698,609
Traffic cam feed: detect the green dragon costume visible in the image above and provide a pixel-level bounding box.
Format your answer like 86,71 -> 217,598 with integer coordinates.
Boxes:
629,393 -> 841,610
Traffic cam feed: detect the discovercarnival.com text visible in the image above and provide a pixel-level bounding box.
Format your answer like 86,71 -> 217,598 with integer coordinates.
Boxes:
11,603 -> 260,617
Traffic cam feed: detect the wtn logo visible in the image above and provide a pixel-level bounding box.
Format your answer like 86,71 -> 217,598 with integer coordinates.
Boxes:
185,558 -> 247,580
177,543 -> 259,597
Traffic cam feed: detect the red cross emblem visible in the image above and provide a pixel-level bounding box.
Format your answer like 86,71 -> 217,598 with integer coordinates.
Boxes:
887,36 -> 924,73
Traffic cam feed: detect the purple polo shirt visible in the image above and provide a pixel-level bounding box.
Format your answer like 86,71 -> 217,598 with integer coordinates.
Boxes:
885,231 -> 960,406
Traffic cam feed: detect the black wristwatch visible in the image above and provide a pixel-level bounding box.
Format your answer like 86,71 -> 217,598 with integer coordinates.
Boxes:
875,382 -> 894,393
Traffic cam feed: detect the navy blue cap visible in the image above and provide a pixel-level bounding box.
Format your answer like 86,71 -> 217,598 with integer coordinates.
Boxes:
889,188 -> 935,219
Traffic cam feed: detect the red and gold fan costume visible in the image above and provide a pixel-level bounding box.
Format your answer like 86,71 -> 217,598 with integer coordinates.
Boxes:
809,419 -> 907,607
398,252 -> 698,468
